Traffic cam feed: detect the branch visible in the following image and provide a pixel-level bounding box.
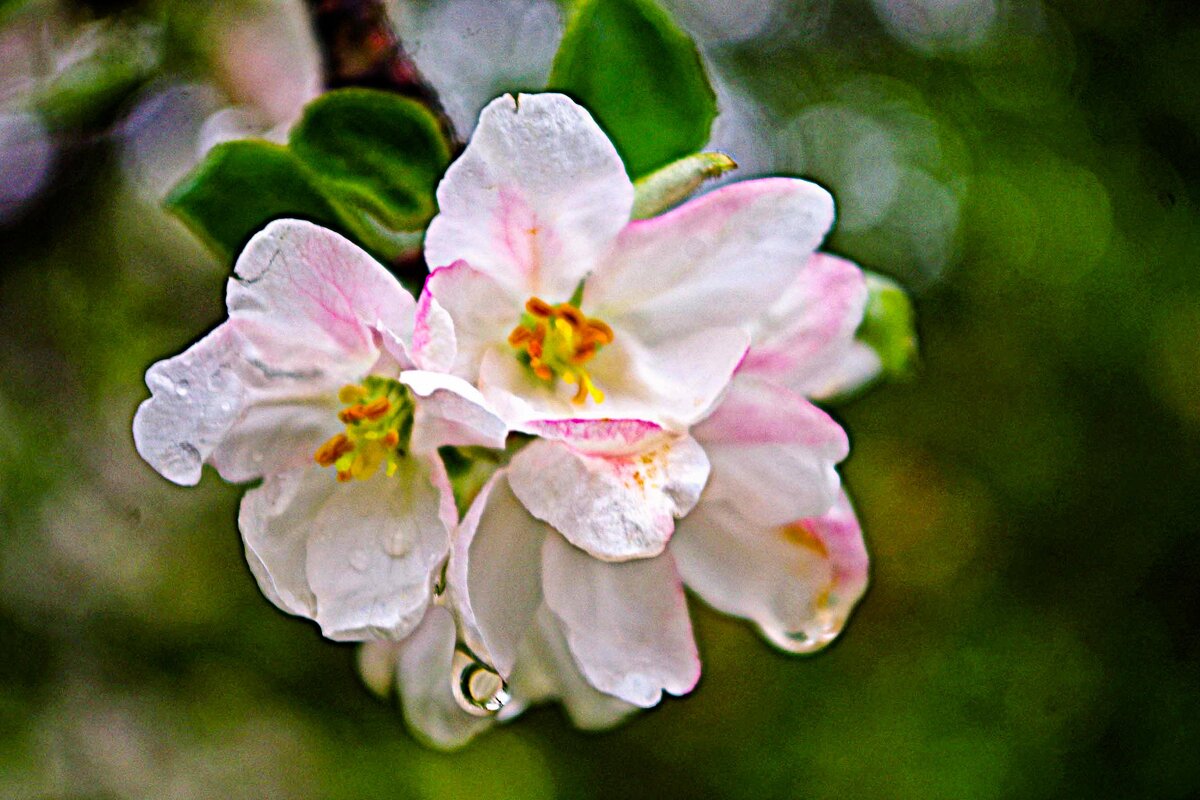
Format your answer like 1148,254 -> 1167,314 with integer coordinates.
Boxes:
302,0 -> 458,148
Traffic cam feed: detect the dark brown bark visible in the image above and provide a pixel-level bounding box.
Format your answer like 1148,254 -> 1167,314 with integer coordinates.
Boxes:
301,0 -> 459,148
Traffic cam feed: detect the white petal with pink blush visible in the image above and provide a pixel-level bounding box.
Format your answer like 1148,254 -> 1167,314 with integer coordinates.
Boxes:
507,420 -> 710,561
672,490 -> 869,654
133,219 -> 506,641
422,92 -> 835,431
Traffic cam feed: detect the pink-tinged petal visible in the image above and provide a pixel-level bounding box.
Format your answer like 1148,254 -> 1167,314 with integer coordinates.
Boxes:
517,418 -> 670,456
424,262 -> 524,380
542,535 -> 700,707
477,325 -> 749,430
425,93 -> 633,299
394,606 -> 495,750
583,178 -> 835,344
400,370 -> 509,453
508,434 -> 709,561
802,340 -> 884,401
227,219 -> 416,362
739,252 -> 870,394
136,221 -> 425,486
411,290 -> 458,373
239,457 -> 450,641
507,604 -> 639,730
673,489 -> 869,654
693,374 -> 849,526
450,471 -> 548,677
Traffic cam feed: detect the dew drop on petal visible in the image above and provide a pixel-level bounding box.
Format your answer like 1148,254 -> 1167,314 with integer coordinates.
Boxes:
174,379 -> 190,397
450,646 -> 510,717
349,548 -> 371,572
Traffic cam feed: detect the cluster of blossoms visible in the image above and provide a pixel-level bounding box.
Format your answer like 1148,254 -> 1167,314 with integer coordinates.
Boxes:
135,93 -> 879,748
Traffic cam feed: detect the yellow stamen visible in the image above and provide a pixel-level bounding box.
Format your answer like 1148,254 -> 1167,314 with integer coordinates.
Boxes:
508,298 -> 614,405
314,433 -> 354,467
338,384 -> 368,404
315,376 -> 413,483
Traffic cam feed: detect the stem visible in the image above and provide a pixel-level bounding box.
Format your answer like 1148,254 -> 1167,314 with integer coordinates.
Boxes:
301,0 -> 459,148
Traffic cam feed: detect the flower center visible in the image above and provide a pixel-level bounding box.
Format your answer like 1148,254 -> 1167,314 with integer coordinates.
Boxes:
507,297 -> 614,404
313,376 -> 414,482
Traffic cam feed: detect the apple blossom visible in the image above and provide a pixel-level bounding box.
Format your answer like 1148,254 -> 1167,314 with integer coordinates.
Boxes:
133,219 -> 506,641
443,250 -> 873,712
672,252 -> 874,653
415,91 -> 842,566
422,91 -> 835,430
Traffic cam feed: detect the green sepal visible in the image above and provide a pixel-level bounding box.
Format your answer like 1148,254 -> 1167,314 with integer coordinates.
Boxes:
631,151 -> 737,219
548,0 -> 718,178
858,272 -> 919,379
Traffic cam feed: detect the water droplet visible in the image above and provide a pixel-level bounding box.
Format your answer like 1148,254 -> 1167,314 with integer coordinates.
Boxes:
385,530 -> 412,557
451,646 -> 510,717
349,548 -> 371,572
219,400 -> 232,413
174,379 -> 190,397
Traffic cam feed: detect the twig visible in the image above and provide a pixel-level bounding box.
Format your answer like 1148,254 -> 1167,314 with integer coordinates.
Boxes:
301,0 -> 459,149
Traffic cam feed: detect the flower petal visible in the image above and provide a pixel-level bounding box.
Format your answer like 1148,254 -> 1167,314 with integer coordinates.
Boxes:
227,219 -> 416,361
517,418 -> 670,455
739,252 -> 870,395
424,262 -> 524,381
400,369 -> 509,453
425,93 -> 633,299
508,432 -> 709,561
395,606 -> 494,750
477,324 -> 749,430
411,290 -> 458,374
239,457 -> 450,641
508,604 -> 639,730
542,535 -> 700,707
134,324 -> 249,486
693,374 -> 849,526
450,471 -> 548,677
583,178 -> 835,344
801,341 -> 883,401
136,220 -> 419,486
673,489 -> 869,654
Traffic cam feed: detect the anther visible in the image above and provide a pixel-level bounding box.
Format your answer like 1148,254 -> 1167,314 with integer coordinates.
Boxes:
314,433 -> 354,467
525,297 -> 554,318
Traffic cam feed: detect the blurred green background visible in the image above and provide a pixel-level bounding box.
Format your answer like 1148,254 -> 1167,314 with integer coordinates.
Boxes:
2,0 -> 1199,797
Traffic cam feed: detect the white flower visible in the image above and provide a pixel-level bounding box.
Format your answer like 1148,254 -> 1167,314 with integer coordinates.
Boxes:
422,91 -> 835,430
415,91 -> 839,564
133,219 -> 506,641
447,253 -> 874,709
674,252 -> 874,653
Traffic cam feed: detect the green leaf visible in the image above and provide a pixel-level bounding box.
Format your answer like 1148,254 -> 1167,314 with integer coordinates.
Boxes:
165,89 -> 452,265
165,140 -> 345,263
858,272 -> 919,379
290,89 -> 451,232
549,0 -> 717,178
631,151 -> 737,219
